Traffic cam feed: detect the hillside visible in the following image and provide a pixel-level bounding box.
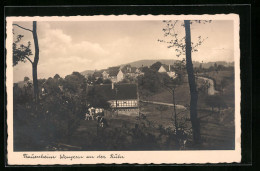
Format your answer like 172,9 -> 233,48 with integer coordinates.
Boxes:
80,59 -> 234,77
122,59 -> 179,68
80,70 -> 95,77
121,59 -> 234,69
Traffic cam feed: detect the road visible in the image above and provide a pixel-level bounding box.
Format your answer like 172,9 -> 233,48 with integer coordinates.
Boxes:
140,100 -> 186,109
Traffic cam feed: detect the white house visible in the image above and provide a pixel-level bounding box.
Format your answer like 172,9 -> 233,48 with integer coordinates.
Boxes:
158,65 -> 167,73
116,70 -> 124,82
102,71 -> 109,80
158,64 -> 177,79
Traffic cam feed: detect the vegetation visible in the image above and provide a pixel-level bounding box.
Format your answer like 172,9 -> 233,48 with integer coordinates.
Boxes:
14,72 -> 95,149
13,21 -> 40,104
158,20 -> 212,144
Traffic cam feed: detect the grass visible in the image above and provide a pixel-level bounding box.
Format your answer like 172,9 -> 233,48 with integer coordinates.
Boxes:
68,102 -> 234,150
142,70 -> 235,108
13,101 -> 235,151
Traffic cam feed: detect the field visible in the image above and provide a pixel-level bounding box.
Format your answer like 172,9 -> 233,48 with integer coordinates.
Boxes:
144,70 -> 234,108
13,102 -> 234,151
64,103 -> 234,150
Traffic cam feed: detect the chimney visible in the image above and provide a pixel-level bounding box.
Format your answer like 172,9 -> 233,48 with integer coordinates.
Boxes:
112,82 -> 114,89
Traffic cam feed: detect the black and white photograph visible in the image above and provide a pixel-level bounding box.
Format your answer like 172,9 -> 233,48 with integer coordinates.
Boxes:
6,14 -> 241,164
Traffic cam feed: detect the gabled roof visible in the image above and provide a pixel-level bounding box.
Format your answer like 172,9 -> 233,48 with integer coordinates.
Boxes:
88,83 -> 137,100
92,69 -> 106,78
159,64 -> 174,72
158,65 -> 167,72
93,71 -> 102,77
107,66 -> 120,76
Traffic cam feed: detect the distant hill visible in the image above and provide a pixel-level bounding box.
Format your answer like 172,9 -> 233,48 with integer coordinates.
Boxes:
80,59 -> 234,77
121,59 -> 179,68
197,61 -> 234,68
80,70 -> 95,77
121,59 -> 234,69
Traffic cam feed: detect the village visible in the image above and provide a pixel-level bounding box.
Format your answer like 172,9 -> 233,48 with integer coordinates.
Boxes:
82,62 -> 178,121
10,17 -> 237,152
13,58 -> 235,151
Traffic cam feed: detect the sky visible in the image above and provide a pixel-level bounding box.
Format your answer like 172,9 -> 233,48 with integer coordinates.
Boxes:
12,20 -> 234,82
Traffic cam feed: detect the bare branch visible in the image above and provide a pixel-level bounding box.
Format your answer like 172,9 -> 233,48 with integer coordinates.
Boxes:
25,56 -> 33,64
13,24 -> 33,32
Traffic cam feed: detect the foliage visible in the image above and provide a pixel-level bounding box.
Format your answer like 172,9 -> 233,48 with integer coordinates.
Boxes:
13,35 -> 33,66
150,61 -> 162,71
158,20 -> 212,144
14,72 -> 89,145
54,74 -> 61,79
24,76 -> 30,82
95,77 -> 103,84
137,67 -> 161,93
87,86 -> 110,109
158,20 -> 210,57
13,22 -> 40,103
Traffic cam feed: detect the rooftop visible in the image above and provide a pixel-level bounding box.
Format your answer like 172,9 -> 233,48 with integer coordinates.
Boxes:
87,83 -> 137,100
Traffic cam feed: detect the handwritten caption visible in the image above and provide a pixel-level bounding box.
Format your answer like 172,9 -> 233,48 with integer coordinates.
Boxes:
23,153 -> 125,160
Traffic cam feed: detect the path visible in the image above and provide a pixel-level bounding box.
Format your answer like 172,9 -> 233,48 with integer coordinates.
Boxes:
140,100 -> 186,109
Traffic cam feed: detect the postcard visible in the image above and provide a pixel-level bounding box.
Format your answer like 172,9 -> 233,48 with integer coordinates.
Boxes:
6,14 -> 240,165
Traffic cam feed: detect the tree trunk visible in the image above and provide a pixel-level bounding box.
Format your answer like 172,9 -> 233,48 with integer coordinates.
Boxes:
184,20 -> 201,144
32,21 -> 39,104
32,64 -> 39,103
172,88 -> 178,129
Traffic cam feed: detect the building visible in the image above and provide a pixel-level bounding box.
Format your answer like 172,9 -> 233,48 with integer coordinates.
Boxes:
92,71 -> 103,80
102,71 -> 109,80
158,64 -> 177,79
107,67 -> 124,83
88,83 -> 139,116
158,65 -> 167,73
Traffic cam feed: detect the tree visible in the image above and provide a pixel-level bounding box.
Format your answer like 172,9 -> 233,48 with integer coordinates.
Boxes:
159,71 -> 183,129
24,76 -> 30,82
159,20 -> 211,144
173,59 -> 186,83
13,21 -> 40,104
138,68 -> 161,93
220,78 -> 228,93
96,77 -> 103,84
150,61 -> 162,71
54,74 -> 61,79
205,95 -> 227,114
184,20 -> 200,143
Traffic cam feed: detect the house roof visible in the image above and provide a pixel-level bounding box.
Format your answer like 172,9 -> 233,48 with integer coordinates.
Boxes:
121,65 -> 137,73
93,71 -> 102,77
107,67 -> 120,76
159,64 -> 175,72
88,83 -> 137,100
